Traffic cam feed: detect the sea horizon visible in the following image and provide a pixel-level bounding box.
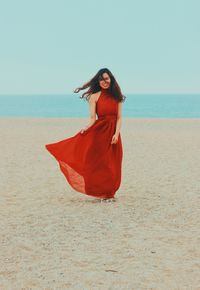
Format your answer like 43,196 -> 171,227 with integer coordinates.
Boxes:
0,93 -> 200,118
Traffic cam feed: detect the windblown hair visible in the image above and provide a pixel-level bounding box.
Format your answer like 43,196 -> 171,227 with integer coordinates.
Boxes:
73,68 -> 126,103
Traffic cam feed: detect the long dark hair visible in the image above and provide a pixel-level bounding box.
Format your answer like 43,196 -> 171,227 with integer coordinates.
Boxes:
73,68 -> 126,103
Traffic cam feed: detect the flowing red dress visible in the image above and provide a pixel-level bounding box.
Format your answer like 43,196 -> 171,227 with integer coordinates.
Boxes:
45,88 -> 123,199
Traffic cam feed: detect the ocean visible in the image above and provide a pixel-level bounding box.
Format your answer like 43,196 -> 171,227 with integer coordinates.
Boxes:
0,94 -> 200,118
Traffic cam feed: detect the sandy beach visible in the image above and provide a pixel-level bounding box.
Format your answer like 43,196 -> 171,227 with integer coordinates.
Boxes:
0,117 -> 200,290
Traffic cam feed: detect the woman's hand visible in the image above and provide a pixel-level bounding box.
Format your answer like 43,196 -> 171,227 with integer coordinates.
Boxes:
80,126 -> 89,134
111,133 -> 119,144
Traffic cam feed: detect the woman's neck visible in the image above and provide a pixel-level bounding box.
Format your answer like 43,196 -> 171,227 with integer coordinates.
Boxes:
101,87 -> 109,91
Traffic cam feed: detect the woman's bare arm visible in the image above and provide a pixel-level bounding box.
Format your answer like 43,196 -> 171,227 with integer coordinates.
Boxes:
80,93 -> 98,133
114,102 -> 122,136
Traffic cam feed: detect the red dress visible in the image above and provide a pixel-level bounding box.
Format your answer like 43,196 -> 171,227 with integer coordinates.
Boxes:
45,88 -> 123,199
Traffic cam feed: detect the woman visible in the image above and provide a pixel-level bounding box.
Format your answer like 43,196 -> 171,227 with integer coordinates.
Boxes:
45,68 -> 126,202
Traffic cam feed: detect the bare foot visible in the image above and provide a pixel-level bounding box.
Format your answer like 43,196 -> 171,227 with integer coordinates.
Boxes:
100,198 -> 116,203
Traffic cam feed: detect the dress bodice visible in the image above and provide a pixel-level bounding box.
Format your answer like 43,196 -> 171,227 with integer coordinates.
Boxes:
96,88 -> 119,118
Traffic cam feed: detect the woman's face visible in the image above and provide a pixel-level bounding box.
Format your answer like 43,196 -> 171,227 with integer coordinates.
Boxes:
99,73 -> 111,89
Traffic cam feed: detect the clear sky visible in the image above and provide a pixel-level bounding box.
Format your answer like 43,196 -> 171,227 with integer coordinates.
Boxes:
0,0 -> 199,94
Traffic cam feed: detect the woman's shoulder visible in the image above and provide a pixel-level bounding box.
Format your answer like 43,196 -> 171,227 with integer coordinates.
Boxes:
89,91 -> 101,103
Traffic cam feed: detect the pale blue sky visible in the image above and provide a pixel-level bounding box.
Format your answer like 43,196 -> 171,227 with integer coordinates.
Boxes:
0,0 -> 199,94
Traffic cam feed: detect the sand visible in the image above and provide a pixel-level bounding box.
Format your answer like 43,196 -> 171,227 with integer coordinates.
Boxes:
0,117 -> 200,290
